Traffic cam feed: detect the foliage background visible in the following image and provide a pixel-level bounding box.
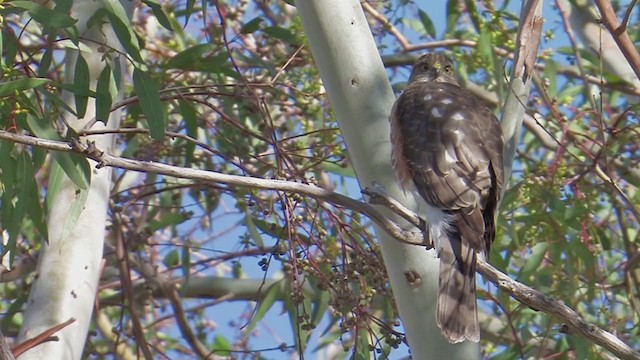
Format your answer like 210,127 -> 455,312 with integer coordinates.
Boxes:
0,0 -> 638,359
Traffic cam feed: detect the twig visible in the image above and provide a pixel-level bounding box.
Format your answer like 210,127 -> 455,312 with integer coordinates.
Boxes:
477,261 -> 640,360
11,318 -> 75,357
594,0 -> 640,81
556,0 -> 597,110
361,2 -> 411,50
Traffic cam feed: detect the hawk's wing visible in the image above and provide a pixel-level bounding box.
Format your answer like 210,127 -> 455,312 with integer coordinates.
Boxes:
391,81 -> 503,253
390,80 -> 504,343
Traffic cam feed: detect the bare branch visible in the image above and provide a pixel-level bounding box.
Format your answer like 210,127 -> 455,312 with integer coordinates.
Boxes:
0,130 -> 423,247
1,129 -> 638,359
594,0 -> 640,81
477,261 -> 640,360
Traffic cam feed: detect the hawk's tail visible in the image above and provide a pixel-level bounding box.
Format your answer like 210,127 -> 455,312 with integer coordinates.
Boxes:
436,231 -> 479,343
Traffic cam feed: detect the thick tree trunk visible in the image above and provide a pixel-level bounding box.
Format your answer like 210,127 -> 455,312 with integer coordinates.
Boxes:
296,1 -> 481,358
17,2 -> 135,359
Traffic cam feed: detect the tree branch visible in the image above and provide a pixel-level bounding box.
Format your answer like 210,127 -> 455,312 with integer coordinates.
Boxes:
594,0 -> 640,81
1,130 -> 638,359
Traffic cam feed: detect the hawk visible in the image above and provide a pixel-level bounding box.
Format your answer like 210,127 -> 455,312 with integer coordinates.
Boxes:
390,53 -> 504,343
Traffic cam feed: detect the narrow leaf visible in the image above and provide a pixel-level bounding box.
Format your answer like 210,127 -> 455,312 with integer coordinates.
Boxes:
418,10 -> 436,38
167,44 -> 229,73
241,17 -> 263,34
163,249 -> 180,267
445,0 -> 459,34
133,68 -> 165,140
141,0 -> 173,31
96,64 -> 113,124
178,100 -> 197,166
10,1 -> 77,28
244,280 -> 282,337
103,0 -> 143,63
0,78 -> 51,97
57,187 -> 89,244
74,53 -> 90,118
245,212 -> 265,247
263,26 -> 299,45
211,335 -> 232,356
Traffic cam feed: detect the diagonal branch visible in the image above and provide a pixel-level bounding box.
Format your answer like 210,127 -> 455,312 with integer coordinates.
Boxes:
594,0 -> 640,81
1,130 -> 639,359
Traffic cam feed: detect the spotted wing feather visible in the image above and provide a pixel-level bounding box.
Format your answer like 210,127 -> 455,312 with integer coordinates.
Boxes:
390,79 -> 503,343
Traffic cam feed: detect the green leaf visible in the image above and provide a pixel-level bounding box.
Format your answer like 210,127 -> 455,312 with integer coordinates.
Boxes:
463,0 -> 481,32
57,187 -> 89,244
418,10 -> 436,38
519,242 -> 547,278
212,335 -> 232,356
167,44 -> 229,73
102,0 -> 143,63
542,60 -> 558,98
178,100 -> 197,166
241,17 -> 263,34
245,212 -> 265,247
352,328 -> 371,360
0,78 -> 51,97
149,211 -> 189,231
133,68 -> 166,141
163,249 -> 180,267
310,287 -> 330,328
10,1 -> 77,28
181,244 -> 191,280
184,0 -> 196,25
5,153 -> 35,265
96,65 -> 113,124
38,48 -> 53,77
445,0 -> 460,34
244,279 -> 282,337
26,115 -> 91,190
263,26 -> 299,45
477,26 -> 493,69
141,0 -> 173,31
74,53 -> 90,118
53,152 -> 91,191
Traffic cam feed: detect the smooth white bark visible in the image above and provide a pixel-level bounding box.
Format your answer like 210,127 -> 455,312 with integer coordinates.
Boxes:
17,2 -> 135,359
295,1 -> 480,358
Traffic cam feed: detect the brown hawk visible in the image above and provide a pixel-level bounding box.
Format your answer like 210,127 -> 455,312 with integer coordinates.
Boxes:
390,53 -> 504,343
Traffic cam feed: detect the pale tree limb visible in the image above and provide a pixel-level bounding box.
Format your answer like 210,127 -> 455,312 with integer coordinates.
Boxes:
501,0 -> 544,184
294,0 -> 477,357
559,0 -> 640,92
1,130 -> 638,359
16,1 -> 136,359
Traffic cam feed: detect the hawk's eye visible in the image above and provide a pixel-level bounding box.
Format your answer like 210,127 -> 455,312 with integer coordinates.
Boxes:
444,65 -> 453,74
421,63 -> 430,71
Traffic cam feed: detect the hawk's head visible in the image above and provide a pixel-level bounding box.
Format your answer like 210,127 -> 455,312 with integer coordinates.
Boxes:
408,53 -> 458,86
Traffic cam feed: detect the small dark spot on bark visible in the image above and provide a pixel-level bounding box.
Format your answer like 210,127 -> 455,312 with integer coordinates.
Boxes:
404,270 -> 422,287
